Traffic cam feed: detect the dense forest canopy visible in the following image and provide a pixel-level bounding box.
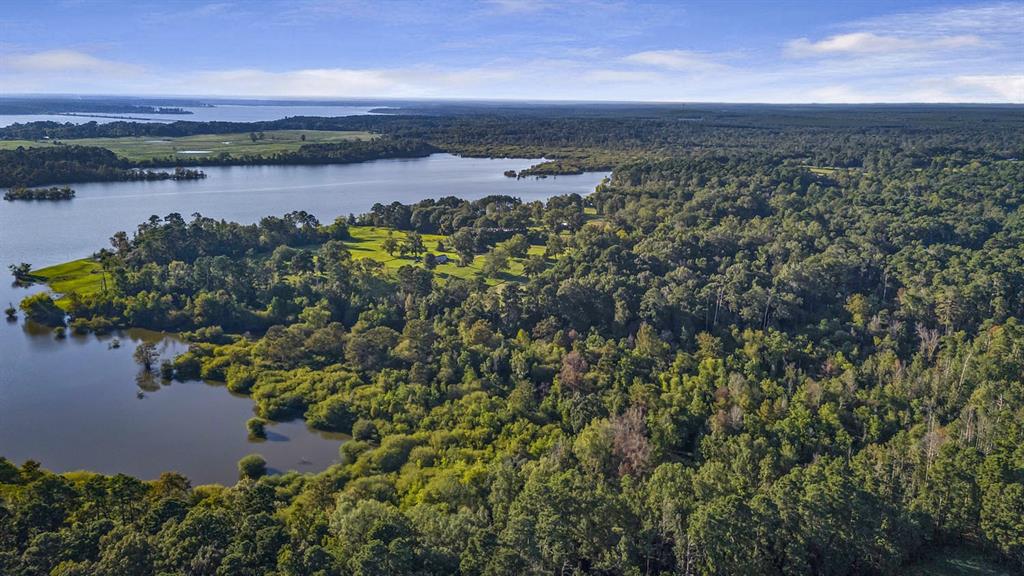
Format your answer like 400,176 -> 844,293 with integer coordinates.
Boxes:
2,106 -> 1023,575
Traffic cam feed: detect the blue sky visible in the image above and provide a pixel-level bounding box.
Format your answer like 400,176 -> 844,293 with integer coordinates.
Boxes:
1,0 -> 1021,102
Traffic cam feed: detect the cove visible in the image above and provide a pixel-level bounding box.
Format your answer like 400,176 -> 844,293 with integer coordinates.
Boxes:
0,153 -> 608,483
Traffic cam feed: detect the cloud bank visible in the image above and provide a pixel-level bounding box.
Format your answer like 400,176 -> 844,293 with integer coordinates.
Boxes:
1,2 -> 1021,102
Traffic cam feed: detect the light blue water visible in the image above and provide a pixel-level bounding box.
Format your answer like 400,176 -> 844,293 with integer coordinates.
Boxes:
0,104 -> 377,127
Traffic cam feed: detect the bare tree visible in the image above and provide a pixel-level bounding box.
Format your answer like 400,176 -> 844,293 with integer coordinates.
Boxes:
916,323 -> 941,361
612,405 -> 651,478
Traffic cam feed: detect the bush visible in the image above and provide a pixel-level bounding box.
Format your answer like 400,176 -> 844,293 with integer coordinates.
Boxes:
247,417 -> 267,440
70,316 -> 115,334
340,440 -> 372,465
199,354 -> 233,381
159,360 -> 175,380
172,352 -> 202,380
226,364 -> 258,393
70,317 -> 90,334
352,418 -> 379,442
356,435 -> 420,474
305,395 -> 355,432
19,292 -> 65,326
407,446 -> 437,468
237,454 -> 267,480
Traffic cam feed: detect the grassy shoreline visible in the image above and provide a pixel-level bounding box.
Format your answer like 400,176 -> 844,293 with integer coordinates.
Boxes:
31,258 -> 106,307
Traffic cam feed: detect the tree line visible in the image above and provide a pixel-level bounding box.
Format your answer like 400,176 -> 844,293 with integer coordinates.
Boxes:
0,138 -> 437,187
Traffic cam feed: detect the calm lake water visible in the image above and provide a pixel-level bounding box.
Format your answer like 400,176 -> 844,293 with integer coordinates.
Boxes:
0,154 -> 608,483
0,104 -> 378,127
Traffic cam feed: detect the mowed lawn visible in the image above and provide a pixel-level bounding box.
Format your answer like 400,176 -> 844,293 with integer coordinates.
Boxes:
31,258 -> 106,307
0,130 -> 375,162
343,226 -> 547,285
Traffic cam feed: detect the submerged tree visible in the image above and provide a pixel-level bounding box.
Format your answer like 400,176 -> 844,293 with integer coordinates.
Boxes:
8,262 -> 32,282
133,342 -> 159,372
238,454 -> 267,480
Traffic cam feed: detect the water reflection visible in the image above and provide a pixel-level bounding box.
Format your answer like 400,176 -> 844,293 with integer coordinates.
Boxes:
0,322 -> 347,484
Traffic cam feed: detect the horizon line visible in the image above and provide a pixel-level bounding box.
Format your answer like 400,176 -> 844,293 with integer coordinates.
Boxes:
2,93 -> 1023,107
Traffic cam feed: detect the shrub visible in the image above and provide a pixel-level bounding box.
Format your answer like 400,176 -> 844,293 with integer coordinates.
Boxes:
306,395 -> 355,432
246,417 -> 267,440
352,418 -> 379,442
237,454 -> 267,480
20,292 -> 65,326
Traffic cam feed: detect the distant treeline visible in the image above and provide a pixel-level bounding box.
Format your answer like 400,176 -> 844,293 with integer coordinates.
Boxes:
1,105 -> 1019,176
3,186 -> 75,201
131,137 -> 438,169
0,97 -> 203,116
0,138 -> 436,187
0,147 -> 207,188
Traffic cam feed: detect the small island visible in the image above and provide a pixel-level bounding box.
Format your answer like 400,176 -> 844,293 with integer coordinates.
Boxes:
3,186 -> 75,201
126,167 -> 207,181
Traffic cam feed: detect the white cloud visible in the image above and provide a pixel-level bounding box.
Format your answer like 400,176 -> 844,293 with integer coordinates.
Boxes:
786,32 -> 982,57
192,68 -> 404,97
483,0 -> 551,14
2,3 -> 1021,103
956,74 -> 1024,101
621,50 -> 724,72
583,69 -> 663,83
169,64 -> 524,98
845,2 -> 1023,38
2,49 -> 142,75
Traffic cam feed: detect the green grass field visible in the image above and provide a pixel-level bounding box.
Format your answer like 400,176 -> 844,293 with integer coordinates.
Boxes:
343,226 -> 544,285
0,129 -> 375,162
31,258 -> 106,308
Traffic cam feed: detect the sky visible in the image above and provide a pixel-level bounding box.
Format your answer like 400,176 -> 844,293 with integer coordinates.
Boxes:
0,0 -> 1022,103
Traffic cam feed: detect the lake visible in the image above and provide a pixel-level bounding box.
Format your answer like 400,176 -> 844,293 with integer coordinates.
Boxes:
0,104 -> 378,127
0,154 -> 608,484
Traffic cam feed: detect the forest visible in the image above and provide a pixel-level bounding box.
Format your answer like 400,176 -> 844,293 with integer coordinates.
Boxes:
1,106 -> 1023,575
0,138 -> 437,187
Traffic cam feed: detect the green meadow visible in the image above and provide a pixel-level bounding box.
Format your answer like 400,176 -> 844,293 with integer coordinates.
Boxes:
31,258 -> 106,304
325,226 -> 545,285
